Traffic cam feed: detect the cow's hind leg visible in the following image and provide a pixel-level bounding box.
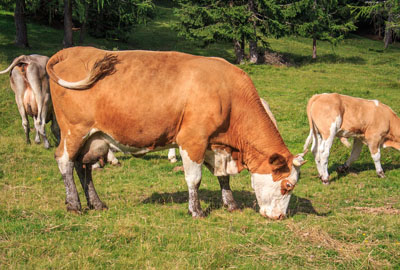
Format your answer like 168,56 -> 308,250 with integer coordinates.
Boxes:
12,71 -> 30,145
15,96 -> 30,144
74,161 -> 107,210
179,145 -> 205,218
218,176 -> 239,212
57,152 -> 81,212
337,138 -> 363,173
56,136 -> 86,212
317,117 -> 341,185
168,148 -> 177,163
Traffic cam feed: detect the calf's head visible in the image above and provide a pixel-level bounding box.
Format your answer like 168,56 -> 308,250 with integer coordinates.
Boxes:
251,152 -> 306,220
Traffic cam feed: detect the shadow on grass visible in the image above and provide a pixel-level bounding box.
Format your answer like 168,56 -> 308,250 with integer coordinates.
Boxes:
142,190 -> 329,218
328,162 -> 400,183
284,52 -> 366,67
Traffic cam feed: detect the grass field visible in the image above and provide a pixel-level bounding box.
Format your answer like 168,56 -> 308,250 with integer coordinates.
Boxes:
1,3 -> 400,269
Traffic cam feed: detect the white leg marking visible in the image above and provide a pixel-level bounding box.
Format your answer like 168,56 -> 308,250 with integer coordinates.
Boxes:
179,147 -> 202,188
168,148 -> 177,163
319,116 -> 341,182
371,148 -> 383,174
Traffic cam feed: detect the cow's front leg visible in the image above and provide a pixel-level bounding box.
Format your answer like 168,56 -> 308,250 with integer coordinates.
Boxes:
218,176 -> 239,212
74,161 -> 107,210
57,158 -> 81,212
179,146 -> 204,218
368,145 -> 385,178
337,138 -> 363,173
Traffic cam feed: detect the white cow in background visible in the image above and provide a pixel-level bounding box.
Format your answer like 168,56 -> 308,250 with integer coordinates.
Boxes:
0,55 -> 59,148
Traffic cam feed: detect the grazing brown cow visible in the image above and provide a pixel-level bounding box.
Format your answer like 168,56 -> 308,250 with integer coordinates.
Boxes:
46,46 -> 306,219
0,55 -> 59,148
303,93 -> 400,184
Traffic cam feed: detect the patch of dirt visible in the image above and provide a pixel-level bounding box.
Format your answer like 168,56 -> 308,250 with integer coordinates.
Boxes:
259,50 -> 293,67
350,205 -> 400,215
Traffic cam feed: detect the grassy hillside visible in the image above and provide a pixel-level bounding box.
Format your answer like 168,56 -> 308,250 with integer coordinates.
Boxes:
1,4 -> 400,269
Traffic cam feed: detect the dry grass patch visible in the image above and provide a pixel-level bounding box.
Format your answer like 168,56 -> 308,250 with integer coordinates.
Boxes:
286,221 -> 392,269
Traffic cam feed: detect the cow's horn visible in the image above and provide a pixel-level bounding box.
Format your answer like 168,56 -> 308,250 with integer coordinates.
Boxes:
293,155 -> 307,167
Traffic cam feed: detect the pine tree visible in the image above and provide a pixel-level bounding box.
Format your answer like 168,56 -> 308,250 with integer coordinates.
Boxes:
285,0 -> 356,59
175,0 -> 286,64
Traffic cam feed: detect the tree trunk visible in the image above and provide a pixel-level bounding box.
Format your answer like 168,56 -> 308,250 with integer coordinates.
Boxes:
384,12 -> 393,49
63,0 -> 74,48
248,0 -> 258,63
312,38 -> 317,59
14,0 -> 29,48
249,40 -> 258,64
79,1 -> 89,44
234,39 -> 245,64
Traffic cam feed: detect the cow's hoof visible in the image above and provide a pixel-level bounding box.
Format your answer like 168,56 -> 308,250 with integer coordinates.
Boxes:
43,142 -> 50,149
320,178 -> 330,185
336,165 -> 349,174
90,202 -> 108,211
66,205 -> 82,214
377,171 -> 385,178
226,204 -> 240,212
189,210 -> 205,218
168,157 -> 178,163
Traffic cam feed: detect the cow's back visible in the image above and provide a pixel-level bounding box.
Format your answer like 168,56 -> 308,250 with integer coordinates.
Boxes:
49,47 -> 242,148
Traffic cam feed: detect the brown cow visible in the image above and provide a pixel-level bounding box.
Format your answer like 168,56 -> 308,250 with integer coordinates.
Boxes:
303,93 -> 400,184
0,55 -> 59,148
46,46 -> 306,219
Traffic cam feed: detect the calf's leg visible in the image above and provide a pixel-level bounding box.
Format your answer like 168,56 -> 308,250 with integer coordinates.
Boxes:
368,145 -> 385,178
337,138 -> 363,173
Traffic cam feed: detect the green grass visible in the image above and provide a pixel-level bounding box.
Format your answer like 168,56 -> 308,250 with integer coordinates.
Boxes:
1,3 -> 400,269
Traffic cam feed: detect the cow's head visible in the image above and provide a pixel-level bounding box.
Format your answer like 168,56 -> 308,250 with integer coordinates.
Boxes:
251,151 -> 307,220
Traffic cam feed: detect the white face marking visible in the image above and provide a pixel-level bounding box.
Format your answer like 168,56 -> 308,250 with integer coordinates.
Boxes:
68,129 -> 71,135
179,147 -> 202,188
251,172 -> 293,219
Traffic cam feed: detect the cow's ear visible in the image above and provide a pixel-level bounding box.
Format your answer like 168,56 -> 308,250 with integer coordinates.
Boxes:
269,153 -> 287,171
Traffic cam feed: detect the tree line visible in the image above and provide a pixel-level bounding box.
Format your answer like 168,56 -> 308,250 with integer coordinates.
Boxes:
3,0 -> 400,63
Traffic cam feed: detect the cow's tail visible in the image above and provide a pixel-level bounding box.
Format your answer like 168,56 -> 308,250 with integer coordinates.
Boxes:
303,95 -> 318,152
46,54 -> 119,90
0,55 -> 29,75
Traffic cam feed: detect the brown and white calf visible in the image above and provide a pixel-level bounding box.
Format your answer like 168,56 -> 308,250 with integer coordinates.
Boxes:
0,55 -> 60,148
166,97 -> 279,164
303,93 -> 400,184
46,46 -> 306,219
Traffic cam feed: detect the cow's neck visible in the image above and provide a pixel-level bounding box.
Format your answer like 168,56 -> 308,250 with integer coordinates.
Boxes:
226,97 -> 293,174
389,114 -> 400,142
